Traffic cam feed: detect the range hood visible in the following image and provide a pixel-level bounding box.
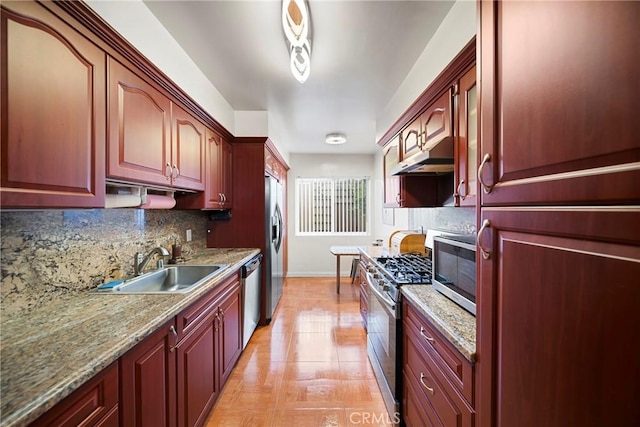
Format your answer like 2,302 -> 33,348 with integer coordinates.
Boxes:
390,137 -> 454,175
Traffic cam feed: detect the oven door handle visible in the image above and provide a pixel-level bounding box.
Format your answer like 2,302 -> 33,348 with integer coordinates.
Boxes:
366,272 -> 397,314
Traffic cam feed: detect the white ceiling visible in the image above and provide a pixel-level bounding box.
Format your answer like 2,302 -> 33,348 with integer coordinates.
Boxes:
142,0 -> 456,154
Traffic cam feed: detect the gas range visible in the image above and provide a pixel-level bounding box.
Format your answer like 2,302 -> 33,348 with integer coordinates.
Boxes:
375,253 -> 432,285
362,252 -> 432,304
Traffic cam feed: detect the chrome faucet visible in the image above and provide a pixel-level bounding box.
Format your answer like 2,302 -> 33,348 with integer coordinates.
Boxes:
134,246 -> 170,276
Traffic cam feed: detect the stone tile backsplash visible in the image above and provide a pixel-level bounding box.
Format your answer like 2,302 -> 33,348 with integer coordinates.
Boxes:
1,209 -> 208,315
408,206 -> 476,235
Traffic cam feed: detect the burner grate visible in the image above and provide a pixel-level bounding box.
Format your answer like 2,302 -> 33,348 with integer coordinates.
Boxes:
375,253 -> 432,285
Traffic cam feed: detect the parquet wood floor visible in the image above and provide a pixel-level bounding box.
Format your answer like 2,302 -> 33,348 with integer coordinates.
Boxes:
204,277 -> 393,426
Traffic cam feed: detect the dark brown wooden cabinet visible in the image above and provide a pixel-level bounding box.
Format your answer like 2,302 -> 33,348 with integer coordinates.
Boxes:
477,2 -> 640,426
207,137 -> 289,325
382,136 -> 401,207
1,1 -> 106,208
402,300 -> 474,427
31,363 -> 119,427
175,272 -> 241,427
379,39 -> 475,209
171,104 -> 206,192
120,320 -> 177,427
108,58 -> 204,192
382,135 -> 453,208
175,129 -> 232,210
478,1 -> 640,207
454,66 -> 477,207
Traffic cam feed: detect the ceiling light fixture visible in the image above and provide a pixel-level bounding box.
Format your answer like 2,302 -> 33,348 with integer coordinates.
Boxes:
325,133 -> 347,145
282,0 -> 311,83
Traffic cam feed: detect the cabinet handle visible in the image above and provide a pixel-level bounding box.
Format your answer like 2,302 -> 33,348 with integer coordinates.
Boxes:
165,163 -> 172,180
419,373 -> 435,395
219,307 -> 225,323
395,194 -> 402,205
456,179 -> 466,200
478,153 -> 493,194
477,219 -> 491,260
420,326 -> 435,343
172,165 -> 180,179
218,193 -> 223,203
221,193 -> 226,203
214,312 -> 220,330
169,325 -> 178,352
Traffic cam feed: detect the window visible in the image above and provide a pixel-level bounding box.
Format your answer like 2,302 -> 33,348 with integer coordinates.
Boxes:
296,177 -> 370,236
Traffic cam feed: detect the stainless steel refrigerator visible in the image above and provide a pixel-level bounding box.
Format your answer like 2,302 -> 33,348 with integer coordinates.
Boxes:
264,176 -> 284,323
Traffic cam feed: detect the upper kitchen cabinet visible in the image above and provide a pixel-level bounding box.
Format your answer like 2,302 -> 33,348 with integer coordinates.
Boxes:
382,134 -> 454,208
1,1 -> 105,208
171,104 -> 205,192
478,1 -> 640,206
454,65 -> 477,206
108,58 -> 205,192
378,37 -> 475,208
401,89 -> 453,162
175,128 -> 231,210
383,136 -> 401,207
108,58 -> 172,187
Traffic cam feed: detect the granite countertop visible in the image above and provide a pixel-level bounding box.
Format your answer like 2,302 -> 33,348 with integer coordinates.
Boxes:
401,285 -> 476,362
0,248 -> 260,427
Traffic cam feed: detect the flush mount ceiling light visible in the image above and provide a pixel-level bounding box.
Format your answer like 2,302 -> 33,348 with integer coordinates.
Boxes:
325,133 -> 347,145
282,0 -> 311,83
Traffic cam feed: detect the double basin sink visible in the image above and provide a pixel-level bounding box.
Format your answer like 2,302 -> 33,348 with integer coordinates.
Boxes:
97,264 -> 229,294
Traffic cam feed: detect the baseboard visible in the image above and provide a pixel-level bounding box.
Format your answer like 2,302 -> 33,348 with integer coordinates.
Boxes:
287,272 -> 352,278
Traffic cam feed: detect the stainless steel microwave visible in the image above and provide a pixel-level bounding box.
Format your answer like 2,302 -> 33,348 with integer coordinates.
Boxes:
432,234 -> 477,315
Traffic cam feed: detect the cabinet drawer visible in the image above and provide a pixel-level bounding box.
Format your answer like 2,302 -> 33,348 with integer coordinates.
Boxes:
32,363 -> 119,427
404,301 -> 474,404
404,332 -> 473,427
176,272 -> 239,338
402,371 -> 439,427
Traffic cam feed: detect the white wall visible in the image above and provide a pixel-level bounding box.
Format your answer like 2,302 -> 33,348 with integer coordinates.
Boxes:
86,0 -> 235,133
287,153 -> 376,277
234,111 -> 269,136
376,0 -> 477,141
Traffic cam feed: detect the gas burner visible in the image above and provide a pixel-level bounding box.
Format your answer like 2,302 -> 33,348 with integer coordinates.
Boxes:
374,253 -> 432,285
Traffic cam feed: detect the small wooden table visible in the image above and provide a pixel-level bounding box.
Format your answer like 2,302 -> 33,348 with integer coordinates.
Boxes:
329,246 -> 365,294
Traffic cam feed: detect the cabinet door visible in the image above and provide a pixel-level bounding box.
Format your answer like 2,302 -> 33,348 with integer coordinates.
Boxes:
176,314 -> 218,427
456,66 -> 477,206
219,138 -> 233,207
31,363 -> 118,427
420,90 -> 452,152
120,321 -> 176,427
477,208 -> 640,427
479,1 -> 640,206
108,58 -> 172,187
383,136 -> 401,207
172,104 -> 205,191
401,118 -> 422,160
218,284 -> 242,385
1,2 -> 105,208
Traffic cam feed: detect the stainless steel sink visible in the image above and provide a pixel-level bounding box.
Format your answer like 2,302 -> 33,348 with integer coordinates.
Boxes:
97,265 -> 228,294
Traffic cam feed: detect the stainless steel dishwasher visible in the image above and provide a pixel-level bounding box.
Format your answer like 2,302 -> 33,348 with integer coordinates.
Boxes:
241,254 -> 262,349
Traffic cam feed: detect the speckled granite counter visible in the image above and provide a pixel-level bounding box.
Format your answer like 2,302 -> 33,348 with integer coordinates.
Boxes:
401,285 -> 476,362
0,248 -> 259,427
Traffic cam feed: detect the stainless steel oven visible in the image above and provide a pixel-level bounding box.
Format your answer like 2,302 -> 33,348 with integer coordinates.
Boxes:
365,269 -> 401,422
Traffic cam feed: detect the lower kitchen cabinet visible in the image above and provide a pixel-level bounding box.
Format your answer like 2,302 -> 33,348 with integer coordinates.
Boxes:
120,320 -> 177,427
175,272 -> 242,427
402,299 -> 474,426
31,363 -> 119,427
